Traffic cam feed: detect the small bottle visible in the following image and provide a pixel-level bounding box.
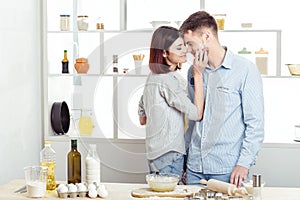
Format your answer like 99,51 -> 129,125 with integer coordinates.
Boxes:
67,139 -> 81,184
85,144 -> 101,185
252,174 -> 262,200
40,141 -> 56,192
112,55 -> 118,73
62,50 -> 69,73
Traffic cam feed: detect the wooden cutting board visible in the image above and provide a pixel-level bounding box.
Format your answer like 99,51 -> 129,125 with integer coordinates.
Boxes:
131,185 -> 201,198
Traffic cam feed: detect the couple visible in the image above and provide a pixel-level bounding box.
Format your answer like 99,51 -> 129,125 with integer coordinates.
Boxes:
138,11 -> 264,187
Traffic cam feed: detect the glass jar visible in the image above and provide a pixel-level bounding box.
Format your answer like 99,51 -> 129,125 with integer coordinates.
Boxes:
96,17 -> 104,30
212,14 -> 226,30
60,14 -> 70,31
77,15 -> 89,31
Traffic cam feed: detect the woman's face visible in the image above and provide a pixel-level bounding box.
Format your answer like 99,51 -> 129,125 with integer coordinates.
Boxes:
165,37 -> 187,65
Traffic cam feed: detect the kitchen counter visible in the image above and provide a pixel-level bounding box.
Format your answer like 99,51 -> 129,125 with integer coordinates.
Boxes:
1,179 -> 300,199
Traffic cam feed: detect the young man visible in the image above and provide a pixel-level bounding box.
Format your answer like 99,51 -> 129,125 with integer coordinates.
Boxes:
179,11 -> 264,187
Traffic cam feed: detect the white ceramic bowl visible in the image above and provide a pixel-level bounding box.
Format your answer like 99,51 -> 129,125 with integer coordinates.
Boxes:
242,180 -> 266,194
146,173 -> 179,192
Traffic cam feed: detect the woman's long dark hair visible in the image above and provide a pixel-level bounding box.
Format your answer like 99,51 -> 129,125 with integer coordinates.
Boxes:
149,26 -> 180,74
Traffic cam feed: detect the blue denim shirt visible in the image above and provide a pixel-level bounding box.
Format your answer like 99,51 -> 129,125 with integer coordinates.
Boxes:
186,48 -> 264,174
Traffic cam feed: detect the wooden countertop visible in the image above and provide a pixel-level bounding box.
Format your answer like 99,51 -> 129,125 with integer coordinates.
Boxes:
1,179 -> 300,199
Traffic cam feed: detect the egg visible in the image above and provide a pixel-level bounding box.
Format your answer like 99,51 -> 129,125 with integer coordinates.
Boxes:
88,189 -> 98,198
97,187 -> 108,198
68,184 -> 77,193
98,184 -> 106,191
78,184 -> 87,192
58,185 -> 68,193
88,183 -> 97,191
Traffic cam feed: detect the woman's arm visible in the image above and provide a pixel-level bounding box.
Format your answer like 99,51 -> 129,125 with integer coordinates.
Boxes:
192,48 -> 207,120
138,95 -> 147,125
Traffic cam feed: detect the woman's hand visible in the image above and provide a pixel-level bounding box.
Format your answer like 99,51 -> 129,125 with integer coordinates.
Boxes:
193,46 -> 208,76
139,116 -> 147,125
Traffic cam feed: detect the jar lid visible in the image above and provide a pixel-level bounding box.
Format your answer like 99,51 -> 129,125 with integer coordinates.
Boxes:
238,47 -> 251,54
77,15 -> 88,18
60,14 -> 70,17
212,14 -> 226,17
76,58 -> 88,63
255,48 -> 268,54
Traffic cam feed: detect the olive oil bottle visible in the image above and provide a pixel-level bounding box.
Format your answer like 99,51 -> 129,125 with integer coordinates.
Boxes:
67,139 -> 81,184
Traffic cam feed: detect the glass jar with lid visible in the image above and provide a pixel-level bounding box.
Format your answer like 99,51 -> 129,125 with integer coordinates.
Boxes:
60,14 -> 70,31
77,15 -> 89,31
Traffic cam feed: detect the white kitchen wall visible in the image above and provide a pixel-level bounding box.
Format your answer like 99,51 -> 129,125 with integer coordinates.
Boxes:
1,0 -> 300,188
0,0 -> 42,184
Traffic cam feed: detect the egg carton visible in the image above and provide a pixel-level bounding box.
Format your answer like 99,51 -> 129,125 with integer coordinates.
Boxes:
56,190 -> 88,198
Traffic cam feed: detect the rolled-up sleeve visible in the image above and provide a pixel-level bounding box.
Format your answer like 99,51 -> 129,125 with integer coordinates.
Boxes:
238,66 -> 265,169
138,95 -> 146,117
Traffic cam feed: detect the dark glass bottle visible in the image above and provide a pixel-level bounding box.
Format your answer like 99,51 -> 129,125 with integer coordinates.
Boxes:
62,50 -> 69,73
67,139 -> 81,184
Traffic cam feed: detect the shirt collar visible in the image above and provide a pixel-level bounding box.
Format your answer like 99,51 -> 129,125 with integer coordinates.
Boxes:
220,46 -> 232,69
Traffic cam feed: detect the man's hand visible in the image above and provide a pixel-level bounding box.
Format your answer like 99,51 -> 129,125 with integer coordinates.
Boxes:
230,165 -> 248,187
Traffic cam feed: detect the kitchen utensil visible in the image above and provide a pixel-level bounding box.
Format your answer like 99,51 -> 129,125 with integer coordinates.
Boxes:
51,101 -> 70,135
200,179 -> 247,196
146,173 -> 180,192
14,185 -> 27,193
286,64 -> 300,76
131,185 -> 197,198
24,166 -> 48,198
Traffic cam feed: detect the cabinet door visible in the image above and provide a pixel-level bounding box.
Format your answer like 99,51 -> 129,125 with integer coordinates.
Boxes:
117,76 -> 146,139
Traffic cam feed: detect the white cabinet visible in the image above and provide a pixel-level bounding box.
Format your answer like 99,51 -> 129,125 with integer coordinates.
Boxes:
219,29 -> 282,76
43,0 -> 284,141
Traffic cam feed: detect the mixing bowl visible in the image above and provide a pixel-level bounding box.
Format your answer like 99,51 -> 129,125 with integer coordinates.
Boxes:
146,173 -> 179,192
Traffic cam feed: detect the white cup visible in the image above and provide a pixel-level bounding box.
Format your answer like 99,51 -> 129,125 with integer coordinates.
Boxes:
134,60 -> 143,75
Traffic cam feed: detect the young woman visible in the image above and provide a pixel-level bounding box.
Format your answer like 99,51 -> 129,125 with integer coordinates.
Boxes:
138,26 -> 207,179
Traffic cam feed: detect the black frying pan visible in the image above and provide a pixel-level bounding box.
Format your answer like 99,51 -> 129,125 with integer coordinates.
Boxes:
50,101 -> 70,135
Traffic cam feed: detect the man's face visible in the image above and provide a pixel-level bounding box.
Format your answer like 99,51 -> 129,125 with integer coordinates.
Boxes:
183,30 -> 205,56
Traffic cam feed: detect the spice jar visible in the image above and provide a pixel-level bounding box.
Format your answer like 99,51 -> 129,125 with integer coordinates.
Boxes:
60,15 -> 70,31
213,14 -> 226,30
96,17 -> 104,30
255,48 -> 268,75
77,15 -> 89,31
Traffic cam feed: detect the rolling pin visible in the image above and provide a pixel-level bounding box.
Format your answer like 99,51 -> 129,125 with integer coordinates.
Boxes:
200,179 -> 247,196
